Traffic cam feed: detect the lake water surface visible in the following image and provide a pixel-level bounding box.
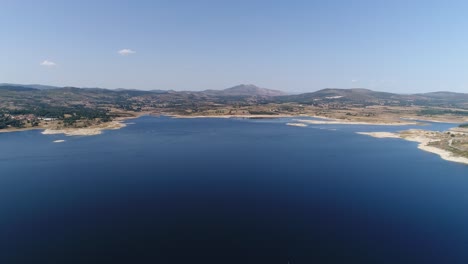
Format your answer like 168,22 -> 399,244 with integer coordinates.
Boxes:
1,116 -> 467,263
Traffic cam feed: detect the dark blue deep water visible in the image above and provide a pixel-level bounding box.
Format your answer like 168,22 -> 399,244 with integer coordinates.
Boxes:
1,116 -> 467,263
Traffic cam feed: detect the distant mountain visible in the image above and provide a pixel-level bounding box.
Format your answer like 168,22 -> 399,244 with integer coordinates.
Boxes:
308,88 -> 398,100
418,91 -> 468,100
414,91 -> 468,108
274,88 -> 468,109
114,88 -> 138,91
26,84 -> 62,90
0,83 -> 61,90
2,82 -> 468,109
0,84 -> 39,92
203,84 -> 287,97
277,88 -> 419,104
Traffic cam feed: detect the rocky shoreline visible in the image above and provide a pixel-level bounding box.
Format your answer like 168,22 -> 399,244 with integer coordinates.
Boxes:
357,130 -> 468,165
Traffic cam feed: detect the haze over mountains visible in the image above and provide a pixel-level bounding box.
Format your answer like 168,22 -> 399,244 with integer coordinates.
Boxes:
0,83 -> 62,90
0,83 -> 285,95
202,84 -> 287,97
1,83 -> 468,109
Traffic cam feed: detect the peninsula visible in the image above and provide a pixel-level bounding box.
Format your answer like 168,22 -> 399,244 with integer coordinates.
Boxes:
1,83 -> 468,162
357,126 -> 468,165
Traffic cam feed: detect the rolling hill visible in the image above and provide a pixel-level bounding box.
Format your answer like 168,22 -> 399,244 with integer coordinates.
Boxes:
1,83 -> 468,109
202,84 -> 287,97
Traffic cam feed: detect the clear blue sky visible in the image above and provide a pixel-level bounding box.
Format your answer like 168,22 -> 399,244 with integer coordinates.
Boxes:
1,0 -> 468,93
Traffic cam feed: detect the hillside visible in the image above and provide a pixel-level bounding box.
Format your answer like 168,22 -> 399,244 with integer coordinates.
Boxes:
2,84 -> 468,109
0,83 -> 61,90
1,83 -> 468,125
274,88 -> 468,109
202,84 -> 286,97
277,88 -> 407,104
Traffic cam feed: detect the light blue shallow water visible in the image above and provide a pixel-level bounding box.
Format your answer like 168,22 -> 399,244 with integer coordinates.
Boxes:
0,116 -> 467,263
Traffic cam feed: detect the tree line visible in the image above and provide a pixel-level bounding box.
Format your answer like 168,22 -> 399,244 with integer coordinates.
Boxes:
0,106 -> 112,129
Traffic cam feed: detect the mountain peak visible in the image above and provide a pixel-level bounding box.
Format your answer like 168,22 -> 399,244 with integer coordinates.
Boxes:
221,84 -> 286,96
231,84 -> 260,88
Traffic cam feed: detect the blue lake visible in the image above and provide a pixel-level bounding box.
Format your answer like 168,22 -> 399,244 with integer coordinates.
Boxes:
0,116 -> 467,263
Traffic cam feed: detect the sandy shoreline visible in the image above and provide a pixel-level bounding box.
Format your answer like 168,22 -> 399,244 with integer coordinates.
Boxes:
401,116 -> 468,124
356,132 -> 401,138
0,127 -> 43,133
169,114 -> 419,126
0,112 -> 149,137
286,123 -> 308,127
295,119 -> 418,126
357,130 -> 468,165
404,133 -> 468,165
0,121 -> 127,136
2,112 -> 466,165
168,114 -> 302,119
42,120 -> 127,136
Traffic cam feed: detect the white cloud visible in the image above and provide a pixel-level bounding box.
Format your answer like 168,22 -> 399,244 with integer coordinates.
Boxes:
40,60 -> 57,67
118,49 -> 136,55
351,79 -> 359,83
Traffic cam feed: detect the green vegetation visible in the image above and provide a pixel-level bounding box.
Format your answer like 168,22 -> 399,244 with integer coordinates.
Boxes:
0,114 -> 24,129
2,84 -> 468,131
62,107 -> 111,125
0,106 -> 111,129
418,109 -> 468,116
7,106 -> 108,119
460,123 -> 468,128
